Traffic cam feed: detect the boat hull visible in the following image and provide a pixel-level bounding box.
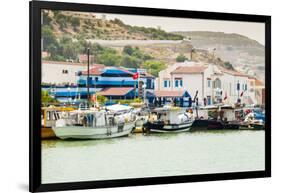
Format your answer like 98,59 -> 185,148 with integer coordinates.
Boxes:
52,121 -> 135,139
191,119 -> 240,130
144,121 -> 193,133
41,127 -> 57,139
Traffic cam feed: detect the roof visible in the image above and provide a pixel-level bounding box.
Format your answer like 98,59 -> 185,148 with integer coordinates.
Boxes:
154,90 -> 187,97
218,66 -> 249,77
171,66 -> 207,74
97,87 -> 134,96
255,79 -> 264,87
140,72 -> 155,78
113,67 -> 135,75
81,64 -> 105,75
42,60 -> 88,66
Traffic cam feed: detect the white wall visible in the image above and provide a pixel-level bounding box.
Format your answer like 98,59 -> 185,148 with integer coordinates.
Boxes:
172,73 -> 203,101
157,61 -> 199,90
42,62 -> 86,84
0,1 -> 279,193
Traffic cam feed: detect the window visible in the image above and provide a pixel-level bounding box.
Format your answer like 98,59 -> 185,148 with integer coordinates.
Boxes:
147,79 -> 152,89
207,79 -> 211,88
164,79 -> 170,88
237,81 -> 240,91
164,80 -> 168,88
175,78 -> 182,88
213,78 -> 221,89
207,96 -> 211,105
245,84 -> 247,91
62,69 -> 68,74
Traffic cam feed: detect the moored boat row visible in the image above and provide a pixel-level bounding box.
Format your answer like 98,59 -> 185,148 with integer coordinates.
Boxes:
41,103 -> 265,140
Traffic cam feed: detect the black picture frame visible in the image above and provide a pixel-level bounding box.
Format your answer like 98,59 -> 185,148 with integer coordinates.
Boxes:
29,1 -> 271,192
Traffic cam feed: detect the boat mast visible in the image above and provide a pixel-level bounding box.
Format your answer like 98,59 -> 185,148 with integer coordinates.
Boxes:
193,90 -> 199,118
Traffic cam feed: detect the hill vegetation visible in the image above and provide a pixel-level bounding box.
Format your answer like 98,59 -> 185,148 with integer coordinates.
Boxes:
42,10 -> 184,40
43,11 -> 253,77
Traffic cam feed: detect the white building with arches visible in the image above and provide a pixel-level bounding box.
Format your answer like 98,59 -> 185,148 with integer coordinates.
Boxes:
156,61 -> 260,106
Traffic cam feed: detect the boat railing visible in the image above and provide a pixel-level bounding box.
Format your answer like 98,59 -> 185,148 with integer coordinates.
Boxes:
78,103 -> 90,110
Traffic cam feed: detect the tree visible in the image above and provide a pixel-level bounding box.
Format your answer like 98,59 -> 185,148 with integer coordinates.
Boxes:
54,13 -> 67,30
142,60 -> 166,77
96,94 -> 107,105
120,55 -> 141,68
176,54 -> 188,62
42,11 -> 52,26
42,26 -> 58,51
224,61 -> 235,70
70,17 -> 80,31
41,90 -> 57,106
62,43 -> 78,60
123,45 -> 134,55
97,52 -> 121,66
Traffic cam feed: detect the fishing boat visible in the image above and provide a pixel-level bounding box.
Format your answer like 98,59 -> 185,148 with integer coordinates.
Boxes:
191,104 -> 240,130
143,106 -> 194,133
132,107 -> 149,133
52,104 -> 137,139
41,106 -> 75,139
239,110 -> 265,130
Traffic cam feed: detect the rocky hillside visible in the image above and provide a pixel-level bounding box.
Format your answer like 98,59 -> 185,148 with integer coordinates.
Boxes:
42,10 -> 184,40
42,10 -> 263,78
174,31 -> 265,80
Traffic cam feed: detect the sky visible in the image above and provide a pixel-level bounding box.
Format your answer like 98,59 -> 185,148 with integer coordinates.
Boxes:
95,13 -> 265,45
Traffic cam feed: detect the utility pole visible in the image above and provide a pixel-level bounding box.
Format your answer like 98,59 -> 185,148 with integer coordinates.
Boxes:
87,48 -> 90,107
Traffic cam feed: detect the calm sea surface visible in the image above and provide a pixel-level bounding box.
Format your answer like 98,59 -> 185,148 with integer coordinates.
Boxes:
42,130 -> 265,184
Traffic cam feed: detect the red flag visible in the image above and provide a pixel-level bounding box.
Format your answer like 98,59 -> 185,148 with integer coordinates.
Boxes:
240,91 -> 244,97
224,92 -> 227,100
132,73 -> 139,80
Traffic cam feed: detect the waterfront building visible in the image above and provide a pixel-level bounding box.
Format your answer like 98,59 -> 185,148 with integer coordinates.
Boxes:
77,65 -> 155,100
42,60 -> 155,102
42,60 -> 87,85
156,61 -> 263,106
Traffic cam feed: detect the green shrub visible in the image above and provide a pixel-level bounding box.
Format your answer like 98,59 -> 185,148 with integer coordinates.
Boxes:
176,54 -> 188,62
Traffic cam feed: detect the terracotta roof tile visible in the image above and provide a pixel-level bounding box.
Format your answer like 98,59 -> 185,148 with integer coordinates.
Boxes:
171,66 -> 207,74
154,90 -> 186,97
97,87 -> 134,96
218,66 -> 249,77
81,64 -> 105,75
255,79 -> 264,86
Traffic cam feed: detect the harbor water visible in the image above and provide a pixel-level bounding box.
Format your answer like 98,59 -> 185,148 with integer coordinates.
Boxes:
42,130 -> 265,184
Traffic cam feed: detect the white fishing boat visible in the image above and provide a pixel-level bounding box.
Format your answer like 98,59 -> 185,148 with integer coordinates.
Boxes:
52,104 -> 137,139
143,106 -> 194,133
